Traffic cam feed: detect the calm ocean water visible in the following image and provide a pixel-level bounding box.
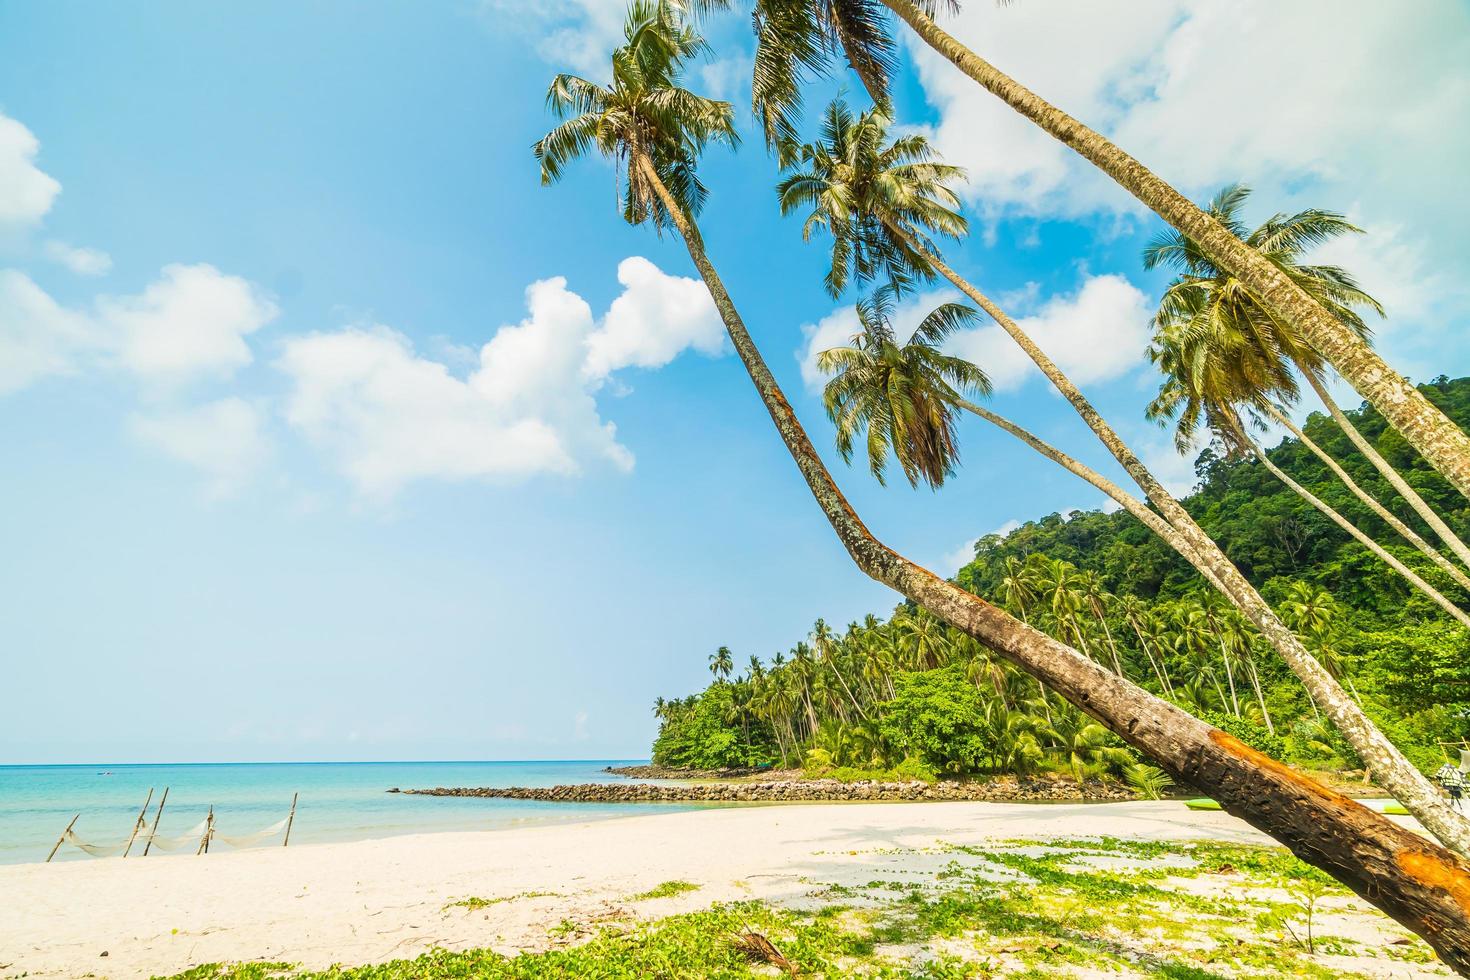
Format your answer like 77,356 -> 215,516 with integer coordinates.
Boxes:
0,760 -> 694,866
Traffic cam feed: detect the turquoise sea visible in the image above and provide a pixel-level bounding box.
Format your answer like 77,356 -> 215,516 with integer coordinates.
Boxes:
0,761 -> 691,866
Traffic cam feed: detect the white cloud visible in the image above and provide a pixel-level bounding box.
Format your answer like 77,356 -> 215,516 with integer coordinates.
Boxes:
799,276 -> 1149,396
582,256 -> 723,380
700,54 -> 752,103
941,518 -> 1022,574
909,1 -> 1470,221
129,398 -> 272,497
479,0 -> 627,77
0,112 -> 61,227
949,275 -> 1151,392
0,270 -> 97,393
43,240 -> 112,276
907,0 -> 1470,375
1135,430 -> 1202,499
0,263 -> 277,395
100,263 -> 277,385
279,258 -> 720,498
796,288 -> 962,392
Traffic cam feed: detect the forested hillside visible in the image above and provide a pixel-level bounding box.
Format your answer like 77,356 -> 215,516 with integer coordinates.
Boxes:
652,377 -> 1470,786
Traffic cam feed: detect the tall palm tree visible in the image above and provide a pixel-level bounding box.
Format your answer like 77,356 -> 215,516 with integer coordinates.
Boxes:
781,98 -> 1469,854
1119,595 -> 1172,696
533,4 -> 1470,954
1146,186 -> 1470,584
709,645 -> 735,682
1147,322 -> 1470,629
694,0 -> 1470,504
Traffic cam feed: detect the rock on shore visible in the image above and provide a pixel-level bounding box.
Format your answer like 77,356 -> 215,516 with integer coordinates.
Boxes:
395,776 -> 1136,804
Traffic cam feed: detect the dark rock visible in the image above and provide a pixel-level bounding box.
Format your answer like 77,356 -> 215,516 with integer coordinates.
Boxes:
396,777 -> 1136,805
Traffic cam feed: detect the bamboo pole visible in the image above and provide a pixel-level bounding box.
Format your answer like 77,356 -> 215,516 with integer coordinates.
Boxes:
122,788 -> 154,858
282,792 -> 297,847
197,807 -> 214,855
46,814 -> 80,863
142,787 -> 169,857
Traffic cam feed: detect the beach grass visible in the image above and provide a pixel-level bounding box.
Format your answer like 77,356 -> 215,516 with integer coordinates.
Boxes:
629,879 -> 701,901
163,837 -> 1436,979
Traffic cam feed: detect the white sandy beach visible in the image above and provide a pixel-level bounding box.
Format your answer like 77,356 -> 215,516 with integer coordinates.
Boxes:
0,800 -> 1432,979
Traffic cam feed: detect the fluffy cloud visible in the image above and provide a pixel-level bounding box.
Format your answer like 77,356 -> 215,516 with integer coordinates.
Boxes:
948,275 -> 1151,392
583,256 -> 725,379
479,0 -> 627,77
43,240 -> 112,276
0,270 -> 96,393
101,263 -> 277,385
0,263 -> 277,394
129,398 -> 273,497
798,276 -> 1149,395
796,288 -> 962,392
909,1 -> 1470,222
0,112 -> 61,227
279,258 -> 720,497
906,0 -> 1470,371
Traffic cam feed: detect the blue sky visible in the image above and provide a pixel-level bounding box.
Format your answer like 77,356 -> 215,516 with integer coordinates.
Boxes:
2,1 -> 1467,763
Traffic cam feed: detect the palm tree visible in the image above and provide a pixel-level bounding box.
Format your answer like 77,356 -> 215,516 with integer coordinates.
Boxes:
1120,595 -> 1172,696
1146,185 -> 1470,586
1281,582 -> 1361,704
698,0 -> 1470,506
1147,321 -> 1470,629
534,3 -> 1470,950
782,98 -> 1469,854
709,645 -> 735,682
820,286 -> 987,488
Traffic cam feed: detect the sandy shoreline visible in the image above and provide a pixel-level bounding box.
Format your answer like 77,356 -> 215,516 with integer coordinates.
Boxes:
0,800 -> 1425,979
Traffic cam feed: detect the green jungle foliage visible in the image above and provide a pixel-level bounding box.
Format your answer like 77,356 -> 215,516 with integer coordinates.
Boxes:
652,378 -> 1470,782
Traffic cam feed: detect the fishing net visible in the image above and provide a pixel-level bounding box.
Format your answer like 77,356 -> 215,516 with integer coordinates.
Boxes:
61,819 -> 208,856
212,817 -> 290,848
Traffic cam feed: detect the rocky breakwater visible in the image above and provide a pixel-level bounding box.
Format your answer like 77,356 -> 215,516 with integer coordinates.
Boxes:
390,776 -> 1136,804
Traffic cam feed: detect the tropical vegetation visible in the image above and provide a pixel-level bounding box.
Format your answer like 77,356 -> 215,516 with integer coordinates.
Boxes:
656,377 -> 1470,785
534,0 -> 1470,967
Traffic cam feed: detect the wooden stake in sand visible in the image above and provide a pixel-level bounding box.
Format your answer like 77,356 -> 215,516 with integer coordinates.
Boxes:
142,786 -> 169,857
122,788 -> 154,858
197,807 -> 214,855
45,814 -> 80,863
283,792 -> 298,847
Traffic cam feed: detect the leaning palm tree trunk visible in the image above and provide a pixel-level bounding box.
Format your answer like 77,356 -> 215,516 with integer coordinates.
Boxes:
1303,370 -> 1470,572
1262,401 -> 1470,595
1238,422 -> 1470,630
878,0 -> 1470,504
889,224 -> 1470,855
1245,654 -> 1276,735
630,150 -> 1470,969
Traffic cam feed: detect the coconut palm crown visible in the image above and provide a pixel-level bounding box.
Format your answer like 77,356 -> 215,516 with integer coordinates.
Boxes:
533,0 -> 739,232
819,284 -> 990,488
1142,184 -> 1384,450
777,98 -> 967,297
688,0 -> 921,158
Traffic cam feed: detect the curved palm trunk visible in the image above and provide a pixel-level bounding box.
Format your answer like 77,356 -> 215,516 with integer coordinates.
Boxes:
1240,423 -> 1470,630
830,660 -> 871,722
1303,371 -> 1470,573
1263,401 -> 1470,595
879,0 -> 1470,504
1245,654 -> 1276,735
1126,614 -> 1173,695
1217,635 -> 1242,717
629,151 -> 1470,968
892,225 -> 1470,855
